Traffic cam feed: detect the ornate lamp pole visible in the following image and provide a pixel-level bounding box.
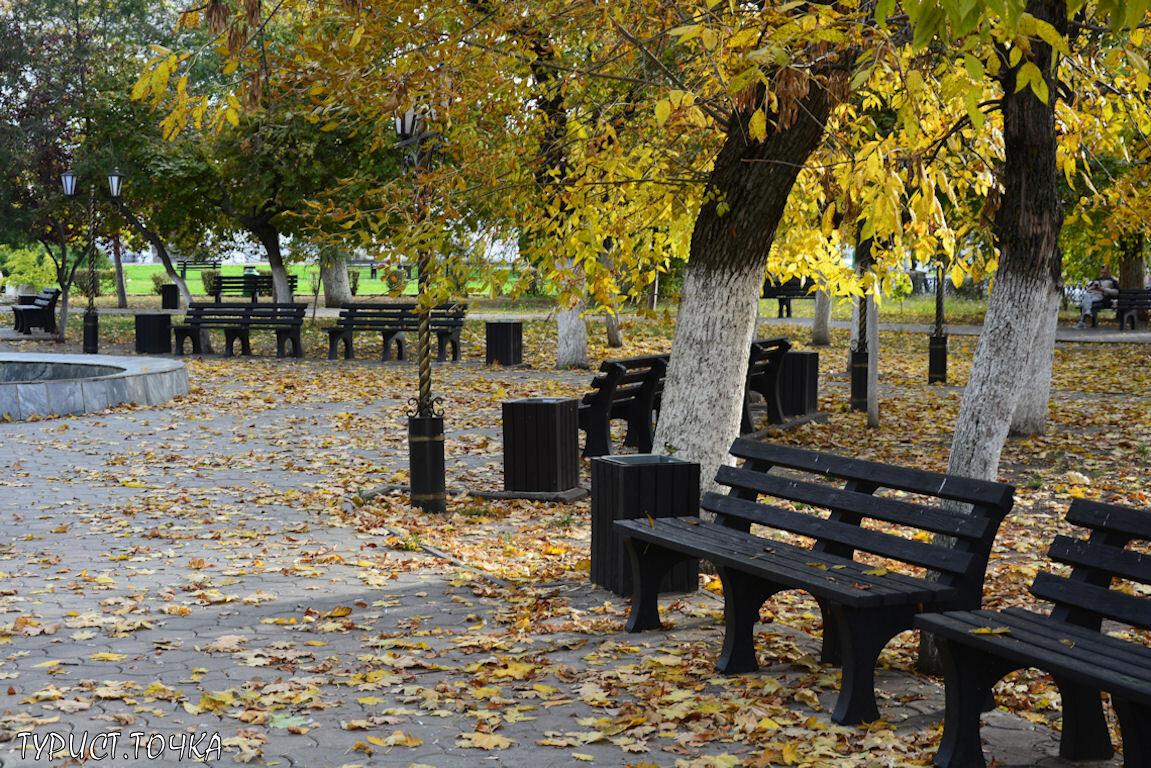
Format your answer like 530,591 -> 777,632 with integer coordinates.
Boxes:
62,166 -> 123,354
395,106 -> 446,514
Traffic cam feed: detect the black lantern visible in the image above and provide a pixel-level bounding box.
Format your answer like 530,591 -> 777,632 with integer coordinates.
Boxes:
61,165 -> 125,354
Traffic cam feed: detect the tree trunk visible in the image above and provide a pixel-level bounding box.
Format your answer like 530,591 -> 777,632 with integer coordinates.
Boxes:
556,300 -> 589,368
656,80 -> 831,484
947,0 -> 1066,482
248,220 -> 292,301
114,200 -> 192,306
604,310 -> 624,347
1009,281 -> 1060,436
866,296 -> 879,427
1118,232 -> 1145,289
321,252 -> 353,307
811,289 -> 831,345
111,233 -> 127,308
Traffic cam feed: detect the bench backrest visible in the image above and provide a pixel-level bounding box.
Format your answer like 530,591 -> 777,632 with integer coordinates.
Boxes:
747,337 -> 791,378
1033,498 -> 1151,632
706,439 -> 1015,603
215,274 -> 299,296
1117,288 -> 1151,307
337,302 -> 467,327
184,302 -> 305,324
762,277 -> 809,298
28,288 -> 61,309
585,354 -> 669,407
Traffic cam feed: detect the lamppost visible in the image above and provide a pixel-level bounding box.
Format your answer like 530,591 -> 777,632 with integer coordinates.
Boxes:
395,106 -> 446,514
62,166 -> 123,354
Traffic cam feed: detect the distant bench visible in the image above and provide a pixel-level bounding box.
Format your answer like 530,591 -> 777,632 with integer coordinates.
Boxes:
12,288 -> 61,335
175,259 -> 221,278
325,302 -> 467,362
1118,288 -> 1151,330
174,302 -> 306,358
578,338 -> 795,457
917,498 -> 1151,768
615,439 -> 1014,725
762,277 -> 814,318
213,274 -> 298,302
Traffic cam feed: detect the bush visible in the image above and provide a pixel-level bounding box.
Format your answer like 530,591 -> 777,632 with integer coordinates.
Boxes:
200,269 -> 220,296
0,245 -> 56,290
348,269 -> 360,296
73,268 -> 115,298
151,272 -> 167,295
385,267 -> 406,294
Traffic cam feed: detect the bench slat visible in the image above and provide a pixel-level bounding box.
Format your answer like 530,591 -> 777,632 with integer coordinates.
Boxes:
703,492 -> 977,576
729,439 -> 1014,513
997,607 -> 1151,670
1029,571 -> 1151,631
1065,498 -> 1151,540
715,465 -> 994,541
1048,536 -> 1151,587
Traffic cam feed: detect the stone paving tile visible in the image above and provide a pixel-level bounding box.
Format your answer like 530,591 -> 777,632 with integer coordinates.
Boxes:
0,356 -> 1127,768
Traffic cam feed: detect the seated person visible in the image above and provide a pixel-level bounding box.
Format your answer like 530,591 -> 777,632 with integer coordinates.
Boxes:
1075,266 -> 1120,328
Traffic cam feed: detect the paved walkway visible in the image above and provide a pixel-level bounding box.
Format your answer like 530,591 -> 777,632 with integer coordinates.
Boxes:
0,348 -> 1118,767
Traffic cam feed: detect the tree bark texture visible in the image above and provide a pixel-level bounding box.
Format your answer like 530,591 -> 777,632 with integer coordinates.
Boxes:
1118,232 -> 1146,289
321,253 -> 353,307
1009,280 -> 1060,436
947,0 -> 1065,481
247,220 -> 292,302
604,310 -> 624,347
556,300 -> 589,368
812,289 -> 831,345
656,83 -> 831,484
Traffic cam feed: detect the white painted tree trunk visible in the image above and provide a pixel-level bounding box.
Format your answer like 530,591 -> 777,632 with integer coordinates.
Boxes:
556,301 -> 589,369
947,268 -> 1051,481
811,289 -> 831,345
604,310 -> 624,347
655,259 -> 763,487
321,255 -> 353,307
1009,281 -> 1061,436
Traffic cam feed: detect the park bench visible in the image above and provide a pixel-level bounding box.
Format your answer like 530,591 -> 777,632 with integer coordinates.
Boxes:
325,302 -> 467,362
916,498 -> 1151,768
212,274 -> 298,302
12,288 -> 61,335
741,337 -> 792,433
1118,288 -> 1151,330
175,258 -> 222,278
578,354 -> 669,458
174,302 -> 306,358
614,438 -> 1014,725
762,277 -> 814,318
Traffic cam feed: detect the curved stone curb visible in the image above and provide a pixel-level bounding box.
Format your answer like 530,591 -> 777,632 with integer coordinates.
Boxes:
0,353 -> 189,421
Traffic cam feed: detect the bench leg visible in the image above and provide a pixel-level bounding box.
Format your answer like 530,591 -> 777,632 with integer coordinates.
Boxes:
579,409 -> 612,458
715,568 -> 775,674
621,409 -> 655,453
622,539 -> 688,633
381,332 -> 401,361
328,332 -> 352,360
931,638 -> 1017,768
435,334 -> 448,362
831,606 -> 919,724
1114,698 -> 1150,768
1055,677 -> 1114,761
277,331 -> 303,359
816,599 -> 842,665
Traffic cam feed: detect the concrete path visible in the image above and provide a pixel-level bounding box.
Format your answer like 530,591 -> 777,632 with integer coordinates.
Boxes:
0,350 -> 1117,767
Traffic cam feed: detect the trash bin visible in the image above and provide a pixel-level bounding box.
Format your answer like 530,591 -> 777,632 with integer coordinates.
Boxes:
780,350 -> 819,417
590,454 -> 699,596
486,321 -> 523,366
135,313 -> 171,355
160,283 -> 179,309
502,397 -> 579,492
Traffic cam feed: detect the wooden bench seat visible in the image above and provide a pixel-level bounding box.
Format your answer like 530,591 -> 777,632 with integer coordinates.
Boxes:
614,438 -> 1014,725
325,302 -> 466,362
916,498 -> 1151,768
12,288 -> 61,335
174,302 -> 306,358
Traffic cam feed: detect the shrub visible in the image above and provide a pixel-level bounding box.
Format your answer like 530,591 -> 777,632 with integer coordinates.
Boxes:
200,269 -> 220,296
0,245 -> 56,290
348,269 -> 360,295
385,267 -> 406,294
151,272 -> 167,295
73,268 -> 115,298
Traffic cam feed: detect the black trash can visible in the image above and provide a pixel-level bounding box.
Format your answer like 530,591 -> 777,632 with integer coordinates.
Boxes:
486,321 -> 523,366
590,454 -> 699,596
502,397 -> 579,492
160,283 -> 179,309
135,313 -> 171,355
780,350 -> 819,417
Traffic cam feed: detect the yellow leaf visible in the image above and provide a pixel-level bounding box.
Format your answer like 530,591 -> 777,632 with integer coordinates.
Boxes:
226,107 -> 240,127
90,652 -> 127,662
351,26 -> 363,47
222,60 -> 239,75
572,753 -> 594,761
654,99 -> 671,127
320,122 -> 340,132
749,108 -> 767,143
32,660 -> 62,668
970,626 -> 1011,634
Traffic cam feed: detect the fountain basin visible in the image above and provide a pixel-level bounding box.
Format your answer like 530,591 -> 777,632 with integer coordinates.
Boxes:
0,353 -> 189,421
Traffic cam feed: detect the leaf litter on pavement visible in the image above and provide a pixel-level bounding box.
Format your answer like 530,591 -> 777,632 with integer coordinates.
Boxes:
0,318 -> 1146,766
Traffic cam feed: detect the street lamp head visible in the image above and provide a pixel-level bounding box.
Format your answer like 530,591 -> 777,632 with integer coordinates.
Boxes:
107,168 -> 124,199
394,104 -> 437,140
61,169 -> 78,197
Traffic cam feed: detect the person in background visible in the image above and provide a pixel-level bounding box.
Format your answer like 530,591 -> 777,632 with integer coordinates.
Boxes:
1076,266 -> 1120,328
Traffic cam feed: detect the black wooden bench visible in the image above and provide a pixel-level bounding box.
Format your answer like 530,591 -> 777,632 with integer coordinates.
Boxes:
325,302 -> 467,362
212,274 -> 298,302
174,302 -> 306,357
741,337 -> 791,433
615,439 -> 1014,725
916,498 -> 1151,768
175,259 -> 221,278
12,288 -> 61,335
1117,288 -> 1151,330
578,354 -> 669,458
762,277 -> 814,318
